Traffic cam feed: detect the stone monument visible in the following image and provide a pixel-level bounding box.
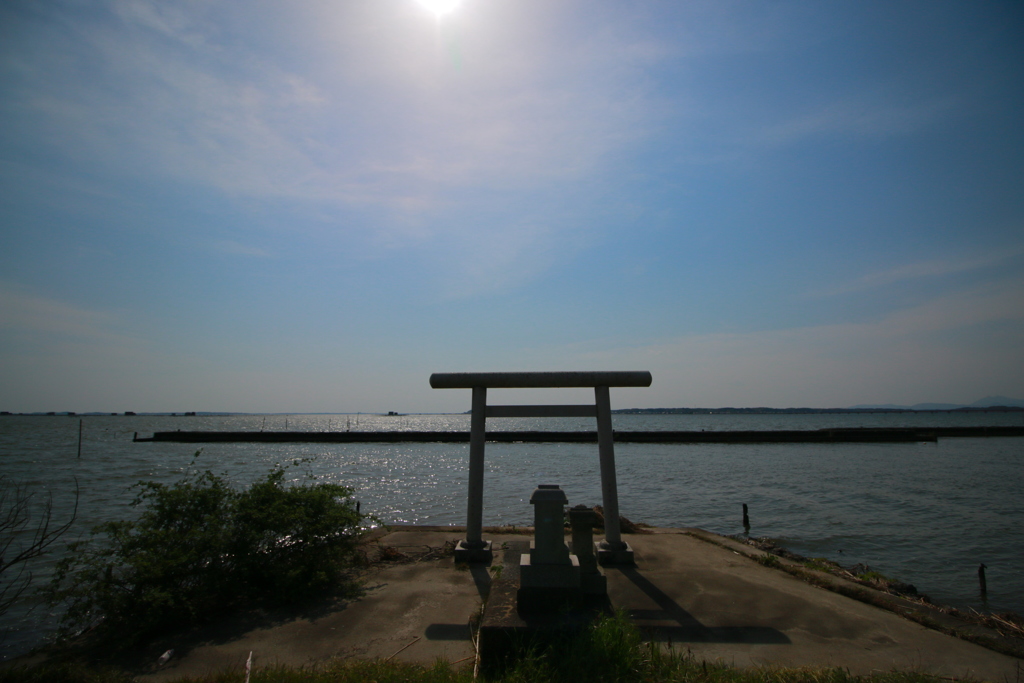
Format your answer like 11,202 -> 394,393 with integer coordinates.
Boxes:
517,485 -> 581,613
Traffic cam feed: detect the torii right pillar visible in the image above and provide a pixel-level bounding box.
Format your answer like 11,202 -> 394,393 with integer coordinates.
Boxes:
594,384 -> 633,565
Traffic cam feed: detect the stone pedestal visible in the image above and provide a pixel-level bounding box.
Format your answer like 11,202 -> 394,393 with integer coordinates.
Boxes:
596,540 -> 634,566
478,539 -> 603,675
517,485 -> 581,613
454,539 -> 493,564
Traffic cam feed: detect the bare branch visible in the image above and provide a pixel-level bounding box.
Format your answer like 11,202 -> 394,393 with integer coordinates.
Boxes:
0,477 -> 79,617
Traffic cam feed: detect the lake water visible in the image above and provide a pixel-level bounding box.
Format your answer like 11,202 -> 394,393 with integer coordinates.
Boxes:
2,411 -> 1023,660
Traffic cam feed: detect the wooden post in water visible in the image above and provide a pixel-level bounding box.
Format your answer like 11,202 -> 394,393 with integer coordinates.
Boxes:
77,419 -> 83,458
978,563 -> 988,595
742,503 -> 750,532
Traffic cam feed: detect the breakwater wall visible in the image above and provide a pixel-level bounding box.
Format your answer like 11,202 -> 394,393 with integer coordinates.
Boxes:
133,426 -> 1023,444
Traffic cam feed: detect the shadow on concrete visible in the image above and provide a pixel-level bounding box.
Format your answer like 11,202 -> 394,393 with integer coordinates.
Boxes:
422,557 -> 490,642
614,567 -> 790,645
424,623 -> 472,640
105,586 -> 364,675
469,563 -> 492,600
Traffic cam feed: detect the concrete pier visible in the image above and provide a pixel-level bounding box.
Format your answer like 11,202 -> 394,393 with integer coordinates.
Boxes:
130,426 -> 1024,444
130,526 -> 1024,682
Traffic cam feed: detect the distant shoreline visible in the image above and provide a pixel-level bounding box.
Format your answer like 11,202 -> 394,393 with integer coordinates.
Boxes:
3,406 -> 1023,417
612,406 -> 1024,415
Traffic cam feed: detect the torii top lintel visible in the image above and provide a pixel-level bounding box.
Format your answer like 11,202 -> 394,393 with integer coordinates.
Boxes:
429,371 -> 652,390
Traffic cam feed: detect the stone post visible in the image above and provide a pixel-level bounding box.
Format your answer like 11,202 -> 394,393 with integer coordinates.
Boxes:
530,485 -> 571,564
569,504 -> 607,596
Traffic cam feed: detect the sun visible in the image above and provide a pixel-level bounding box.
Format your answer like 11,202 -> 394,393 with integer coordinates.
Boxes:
418,0 -> 461,17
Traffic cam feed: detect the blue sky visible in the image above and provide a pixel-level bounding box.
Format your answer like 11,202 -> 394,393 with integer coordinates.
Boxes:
1,0 -> 1022,413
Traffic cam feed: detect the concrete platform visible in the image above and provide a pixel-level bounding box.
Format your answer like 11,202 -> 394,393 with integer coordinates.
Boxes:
611,529 -> 1021,676
138,527 -> 1022,681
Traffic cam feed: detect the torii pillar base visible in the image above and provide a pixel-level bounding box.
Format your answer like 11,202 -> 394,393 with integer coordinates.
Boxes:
455,540 -> 493,564
596,541 -> 634,567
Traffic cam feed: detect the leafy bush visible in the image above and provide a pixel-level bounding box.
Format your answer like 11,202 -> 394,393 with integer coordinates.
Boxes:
47,455 -> 367,647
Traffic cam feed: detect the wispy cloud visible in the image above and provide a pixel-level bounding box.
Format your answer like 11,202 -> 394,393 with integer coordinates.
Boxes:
109,0 -> 211,49
872,275 -> 1024,338
212,240 -> 271,258
435,221 -> 560,299
758,92 -> 955,146
568,275 -> 1024,407
7,0 -> 660,214
810,245 -> 1024,298
0,286 -> 126,342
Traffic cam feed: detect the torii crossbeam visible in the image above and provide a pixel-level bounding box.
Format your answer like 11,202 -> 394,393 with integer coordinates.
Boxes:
429,371 -> 653,565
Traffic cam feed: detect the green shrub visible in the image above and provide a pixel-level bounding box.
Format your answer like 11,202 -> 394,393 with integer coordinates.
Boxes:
47,455 -> 367,647
803,557 -> 839,573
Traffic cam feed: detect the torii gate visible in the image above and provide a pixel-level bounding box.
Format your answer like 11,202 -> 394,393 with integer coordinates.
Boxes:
429,371 -> 653,564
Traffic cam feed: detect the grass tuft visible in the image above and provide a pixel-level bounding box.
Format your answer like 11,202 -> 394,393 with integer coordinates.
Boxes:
3,597 -> 986,683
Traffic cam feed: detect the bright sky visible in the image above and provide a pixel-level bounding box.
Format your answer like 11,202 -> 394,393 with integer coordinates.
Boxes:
1,1 -> 1022,413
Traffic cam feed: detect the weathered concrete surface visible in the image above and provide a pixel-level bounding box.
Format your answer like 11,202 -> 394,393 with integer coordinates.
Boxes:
138,527 -> 1021,682
611,530 -> 1021,679
139,529 -> 489,682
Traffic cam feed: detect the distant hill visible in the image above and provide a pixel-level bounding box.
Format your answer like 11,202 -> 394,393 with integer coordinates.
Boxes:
970,395 -> 1024,408
848,396 -> 1024,410
844,403 -> 908,410
617,397 -> 1024,414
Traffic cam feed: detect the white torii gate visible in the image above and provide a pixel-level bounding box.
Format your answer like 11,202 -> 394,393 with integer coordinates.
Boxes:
429,371 -> 653,565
